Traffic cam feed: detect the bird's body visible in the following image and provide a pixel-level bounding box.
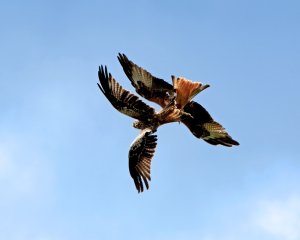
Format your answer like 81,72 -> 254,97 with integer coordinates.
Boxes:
97,53 -> 239,192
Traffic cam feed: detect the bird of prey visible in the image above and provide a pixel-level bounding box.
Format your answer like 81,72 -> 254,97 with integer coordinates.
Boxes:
97,54 -> 239,193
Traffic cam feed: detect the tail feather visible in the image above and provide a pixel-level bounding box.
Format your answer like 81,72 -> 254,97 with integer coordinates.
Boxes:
172,76 -> 209,109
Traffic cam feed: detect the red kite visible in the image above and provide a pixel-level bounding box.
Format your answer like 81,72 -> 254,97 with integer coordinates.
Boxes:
97,54 -> 239,192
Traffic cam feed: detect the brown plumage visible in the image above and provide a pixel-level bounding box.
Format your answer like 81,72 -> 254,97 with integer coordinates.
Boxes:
97,66 -> 155,122
97,53 -> 239,193
128,129 -> 157,193
118,53 -> 175,108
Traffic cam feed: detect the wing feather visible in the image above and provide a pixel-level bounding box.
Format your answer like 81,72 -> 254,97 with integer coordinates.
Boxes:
97,65 -> 155,121
128,129 -> 158,193
181,101 -> 239,147
118,53 -> 174,107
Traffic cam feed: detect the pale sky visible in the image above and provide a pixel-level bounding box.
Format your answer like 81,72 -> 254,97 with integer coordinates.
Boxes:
1,1 -> 300,239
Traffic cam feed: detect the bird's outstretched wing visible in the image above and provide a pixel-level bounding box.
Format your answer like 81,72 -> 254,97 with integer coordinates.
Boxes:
129,129 -> 158,193
118,53 -> 174,108
181,101 -> 239,147
98,65 -> 155,121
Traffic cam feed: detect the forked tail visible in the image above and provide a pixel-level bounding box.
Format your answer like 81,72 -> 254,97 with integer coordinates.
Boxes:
172,76 -> 209,109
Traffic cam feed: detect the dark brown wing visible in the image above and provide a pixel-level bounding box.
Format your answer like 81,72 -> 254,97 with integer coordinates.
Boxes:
128,129 -> 157,193
181,101 -> 239,147
118,53 -> 174,108
98,65 -> 155,121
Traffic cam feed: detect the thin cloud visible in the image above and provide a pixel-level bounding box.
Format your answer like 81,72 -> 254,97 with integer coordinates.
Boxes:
255,196 -> 300,240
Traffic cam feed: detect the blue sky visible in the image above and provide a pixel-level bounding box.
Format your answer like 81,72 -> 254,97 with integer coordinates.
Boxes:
1,0 -> 300,239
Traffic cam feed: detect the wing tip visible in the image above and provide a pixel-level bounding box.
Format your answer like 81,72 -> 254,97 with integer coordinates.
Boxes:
204,137 -> 240,147
117,52 -> 129,64
97,65 -> 110,94
220,136 -> 240,147
134,178 -> 150,193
